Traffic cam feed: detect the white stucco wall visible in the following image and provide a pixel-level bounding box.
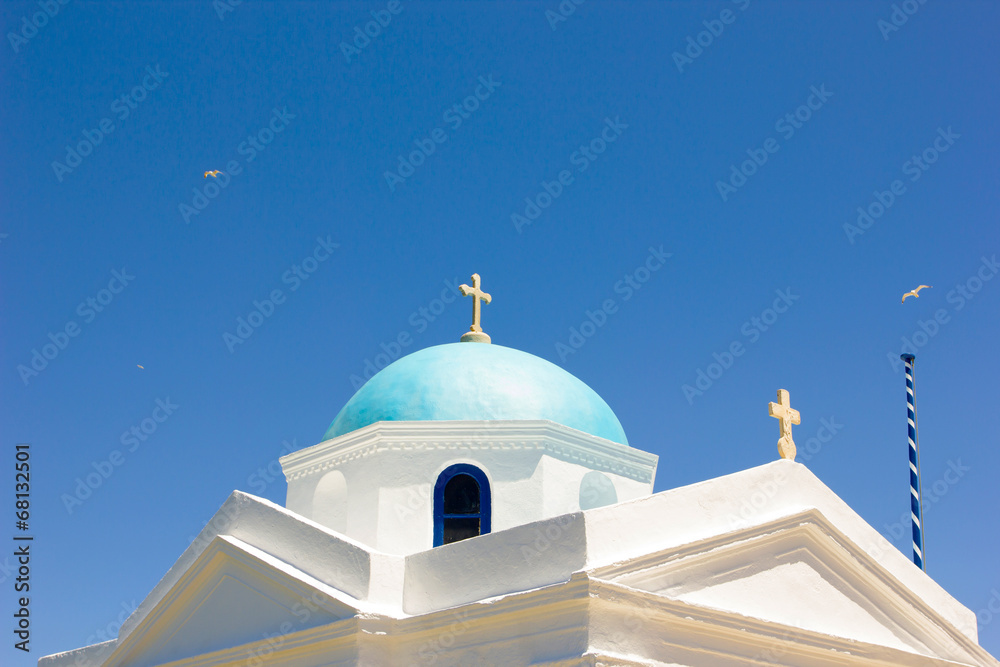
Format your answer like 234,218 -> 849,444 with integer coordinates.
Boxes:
41,461 -> 1000,667
280,420 -> 657,556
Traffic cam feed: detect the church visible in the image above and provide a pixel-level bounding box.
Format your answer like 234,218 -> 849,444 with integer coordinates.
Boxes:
42,275 -> 1000,666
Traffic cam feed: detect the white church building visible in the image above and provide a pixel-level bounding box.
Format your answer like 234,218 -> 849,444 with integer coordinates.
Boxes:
43,276 -> 1000,666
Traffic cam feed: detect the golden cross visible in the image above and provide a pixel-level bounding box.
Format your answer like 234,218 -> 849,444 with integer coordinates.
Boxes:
460,273 -> 492,333
768,388 -> 801,461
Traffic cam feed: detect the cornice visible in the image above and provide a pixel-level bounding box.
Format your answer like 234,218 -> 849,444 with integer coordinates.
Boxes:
131,573 -> 1000,667
585,578 -> 988,667
280,420 -> 658,483
590,509 -> 993,665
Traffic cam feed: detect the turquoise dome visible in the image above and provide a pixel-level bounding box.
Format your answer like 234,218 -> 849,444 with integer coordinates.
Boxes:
325,343 -> 628,445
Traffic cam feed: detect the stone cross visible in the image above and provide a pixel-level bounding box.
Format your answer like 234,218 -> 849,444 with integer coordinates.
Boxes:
459,273 -> 492,342
768,388 -> 800,461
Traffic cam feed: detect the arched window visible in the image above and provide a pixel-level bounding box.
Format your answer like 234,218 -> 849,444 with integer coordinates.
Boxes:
433,464 -> 491,546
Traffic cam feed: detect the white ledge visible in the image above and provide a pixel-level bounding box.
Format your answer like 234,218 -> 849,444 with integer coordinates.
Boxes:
280,420 -> 658,483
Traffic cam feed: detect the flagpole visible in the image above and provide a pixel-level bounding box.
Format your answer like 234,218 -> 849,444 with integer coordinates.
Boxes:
901,353 -> 926,571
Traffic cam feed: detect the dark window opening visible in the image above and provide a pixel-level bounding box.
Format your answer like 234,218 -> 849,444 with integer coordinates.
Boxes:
443,516 -> 480,544
434,464 -> 491,547
444,473 -> 480,514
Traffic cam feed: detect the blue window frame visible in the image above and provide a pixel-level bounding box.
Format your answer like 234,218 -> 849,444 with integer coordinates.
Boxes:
433,464 -> 491,546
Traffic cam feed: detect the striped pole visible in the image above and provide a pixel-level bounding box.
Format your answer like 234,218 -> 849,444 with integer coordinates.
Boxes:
901,353 -> 926,571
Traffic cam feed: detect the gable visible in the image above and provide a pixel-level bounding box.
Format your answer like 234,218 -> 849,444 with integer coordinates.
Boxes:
594,510 -> 985,664
667,546 -> 915,652
107,536 -> 357,667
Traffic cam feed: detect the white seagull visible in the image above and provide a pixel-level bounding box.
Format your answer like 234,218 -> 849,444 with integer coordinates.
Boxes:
901,285 -> 932,303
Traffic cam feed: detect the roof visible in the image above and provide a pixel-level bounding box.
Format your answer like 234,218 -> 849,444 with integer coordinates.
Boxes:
324,342 -> 629,445
41,461 -> 999,667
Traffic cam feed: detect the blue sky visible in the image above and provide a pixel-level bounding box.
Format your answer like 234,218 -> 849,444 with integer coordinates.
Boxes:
2,0 -> 999,662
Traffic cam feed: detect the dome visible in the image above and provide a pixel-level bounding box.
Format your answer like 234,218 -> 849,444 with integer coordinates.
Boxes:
324,342 -> 628,445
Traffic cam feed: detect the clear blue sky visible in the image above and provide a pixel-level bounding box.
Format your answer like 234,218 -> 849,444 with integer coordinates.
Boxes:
2,0 -> 998,662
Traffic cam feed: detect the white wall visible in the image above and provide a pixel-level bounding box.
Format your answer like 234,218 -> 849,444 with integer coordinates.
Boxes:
281,420 -> 658,556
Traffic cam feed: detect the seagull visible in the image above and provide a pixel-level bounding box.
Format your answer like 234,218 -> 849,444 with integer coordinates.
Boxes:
204,170 -> 223,178
901,285 -> 932,303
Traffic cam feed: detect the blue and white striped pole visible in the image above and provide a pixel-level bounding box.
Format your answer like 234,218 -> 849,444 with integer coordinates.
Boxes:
901,353 -> 926,571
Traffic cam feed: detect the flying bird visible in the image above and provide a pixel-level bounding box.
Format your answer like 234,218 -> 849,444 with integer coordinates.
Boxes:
204,170 -> 223,178
901,285 -> 932,303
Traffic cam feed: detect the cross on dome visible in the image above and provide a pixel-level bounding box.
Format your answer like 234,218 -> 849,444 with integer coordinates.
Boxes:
769,388 -> 800,461
459,273 -> 492,343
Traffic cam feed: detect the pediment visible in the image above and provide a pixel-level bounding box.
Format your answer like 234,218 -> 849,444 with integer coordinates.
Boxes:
107,536 -> 357,667
593,510 -> 984,664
